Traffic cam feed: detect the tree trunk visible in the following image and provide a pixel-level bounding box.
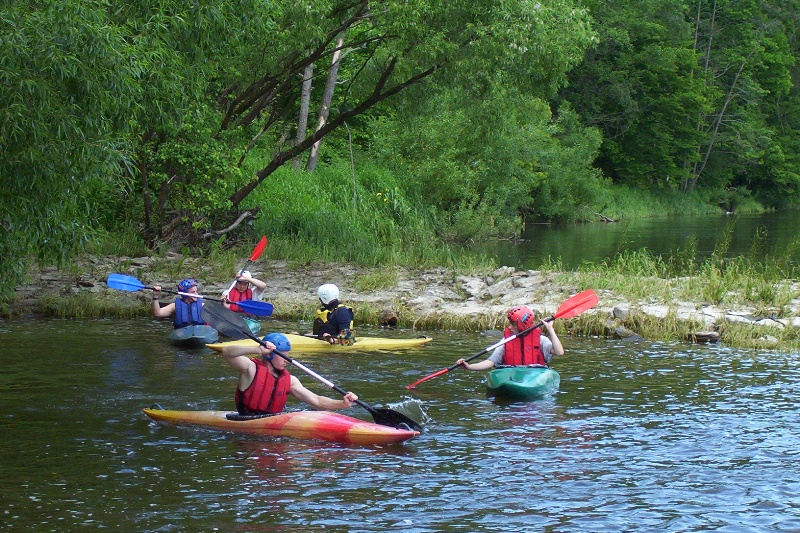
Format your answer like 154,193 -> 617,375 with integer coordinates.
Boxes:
683,0 -> 716,192
306,36 -> 344,172
686,55 -> 751,192
293,62 -> 314,171
228,58 -> 437,207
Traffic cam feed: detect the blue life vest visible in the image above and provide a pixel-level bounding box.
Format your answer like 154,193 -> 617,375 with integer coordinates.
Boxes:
173,298 -> 204,329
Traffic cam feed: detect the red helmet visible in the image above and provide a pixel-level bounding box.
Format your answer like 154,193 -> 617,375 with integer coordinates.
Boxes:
507,306 -> 535,329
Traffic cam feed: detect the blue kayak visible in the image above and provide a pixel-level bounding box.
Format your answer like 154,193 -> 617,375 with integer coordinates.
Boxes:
167,325 -> 219,348
486,365 -> 560,399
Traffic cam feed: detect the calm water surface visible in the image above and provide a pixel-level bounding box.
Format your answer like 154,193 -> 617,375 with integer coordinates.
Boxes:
2,317 -> 799,531
477,211 -> 800,270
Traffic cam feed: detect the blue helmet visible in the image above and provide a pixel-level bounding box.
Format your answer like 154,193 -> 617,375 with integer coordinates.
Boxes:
262,332 -> 291,361
178,278 -> 197,292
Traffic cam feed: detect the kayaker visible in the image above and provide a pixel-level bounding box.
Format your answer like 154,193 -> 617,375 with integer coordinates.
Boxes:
220,332 -> 359,415
312,283 -> 355,345
222,270 -> 267,313
152,278 -> 206,329
456,305 -> 564,370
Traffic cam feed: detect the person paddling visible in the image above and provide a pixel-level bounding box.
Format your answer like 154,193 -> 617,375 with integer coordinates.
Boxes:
152,278 -> 206,329
220,332 -> 358,415
222,270 -> 267,314
456,306 -> 564,371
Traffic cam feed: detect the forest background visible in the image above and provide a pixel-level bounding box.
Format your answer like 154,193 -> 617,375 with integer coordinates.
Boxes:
3,0 -> 800,299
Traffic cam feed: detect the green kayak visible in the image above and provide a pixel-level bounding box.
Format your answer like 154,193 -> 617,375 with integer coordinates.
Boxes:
243,317 -> 261,335
167,325 -> 219,348
486,365 -> 560,400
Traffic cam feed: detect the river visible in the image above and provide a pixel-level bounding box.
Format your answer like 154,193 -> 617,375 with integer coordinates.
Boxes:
2,317 -> 799,531
476,211 -> 800,270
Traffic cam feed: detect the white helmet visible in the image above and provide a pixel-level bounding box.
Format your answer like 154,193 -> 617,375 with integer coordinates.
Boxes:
317,283 -> 339,304
238,270 -> 252,279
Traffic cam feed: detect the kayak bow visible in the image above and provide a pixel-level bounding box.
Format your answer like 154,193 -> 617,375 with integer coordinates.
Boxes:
486,366 -> 560,400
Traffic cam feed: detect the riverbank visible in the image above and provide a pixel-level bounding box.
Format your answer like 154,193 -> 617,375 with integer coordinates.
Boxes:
7,253 -> 800,349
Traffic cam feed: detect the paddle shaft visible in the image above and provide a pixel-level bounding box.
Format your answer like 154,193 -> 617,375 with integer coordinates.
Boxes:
224,236 -> 267,296
156,287 -> 238,305
269,347 -> 382,417
142,284 -> 271,317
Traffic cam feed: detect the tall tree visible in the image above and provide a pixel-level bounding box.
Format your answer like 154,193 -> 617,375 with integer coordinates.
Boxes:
218,0 -> 597,214
0,2 -> 142,293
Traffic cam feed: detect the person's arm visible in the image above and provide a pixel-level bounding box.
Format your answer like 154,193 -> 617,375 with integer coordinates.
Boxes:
221,291 -> 233,310
151,286 -> 175,318
289,375 -> 358,410
456,345 -> 502,371
332,306 -> 352,336
220,343 -> 274,390
457,358 -> 496,371
243,274 -> 267,301
542,321 -> 564,357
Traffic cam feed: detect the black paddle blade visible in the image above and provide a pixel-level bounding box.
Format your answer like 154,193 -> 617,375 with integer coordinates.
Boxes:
202,301 -> 256,341
371,407 -> 424,432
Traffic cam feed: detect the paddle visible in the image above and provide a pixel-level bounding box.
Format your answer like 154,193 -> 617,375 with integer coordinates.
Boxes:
107,273 -> 274,317
405,289 -> 599,389
223,236 -> 267,298
201,301 -> 423,432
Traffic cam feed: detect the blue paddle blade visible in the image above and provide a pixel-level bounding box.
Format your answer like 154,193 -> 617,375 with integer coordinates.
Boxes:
107,273 -> 146,292
236,300 -> 274,317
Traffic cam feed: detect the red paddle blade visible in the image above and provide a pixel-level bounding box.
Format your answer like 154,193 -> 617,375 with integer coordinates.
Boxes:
553,289 -> 599,320
249,236 -> 268,261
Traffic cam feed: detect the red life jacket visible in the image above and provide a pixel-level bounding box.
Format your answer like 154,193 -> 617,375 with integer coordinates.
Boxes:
227,286 -> 253,313
235,359 -> 291,415
502,326 -> 545,366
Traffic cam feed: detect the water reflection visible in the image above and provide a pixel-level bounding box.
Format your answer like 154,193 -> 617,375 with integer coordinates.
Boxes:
476,211 -> 800,269
2,319 -> 800,531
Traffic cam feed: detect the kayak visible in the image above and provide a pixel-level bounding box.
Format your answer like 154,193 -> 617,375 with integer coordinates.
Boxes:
486,365 -> 560,400
167,325 -> 219,348
206,334 -> 433,353
143,407 -> 420,445
244,317 -> 261,335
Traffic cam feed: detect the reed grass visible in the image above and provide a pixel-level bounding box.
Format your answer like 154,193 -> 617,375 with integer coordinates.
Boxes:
353,269 -> 399,292
8,176 -> 800,350
37,292 -> 148,319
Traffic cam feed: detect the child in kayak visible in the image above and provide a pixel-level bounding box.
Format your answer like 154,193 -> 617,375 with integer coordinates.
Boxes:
220,332 -> 358,415
456,305 -> 564,370
222,269 -> 267,313
152,278 -> 206,329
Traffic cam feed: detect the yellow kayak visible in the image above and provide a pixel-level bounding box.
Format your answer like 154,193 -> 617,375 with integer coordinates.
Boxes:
206,333 -> 432,353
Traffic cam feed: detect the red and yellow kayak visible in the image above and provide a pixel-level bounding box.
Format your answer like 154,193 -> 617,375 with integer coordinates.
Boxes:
205,333 -> 432,353
143,407 -> 420,445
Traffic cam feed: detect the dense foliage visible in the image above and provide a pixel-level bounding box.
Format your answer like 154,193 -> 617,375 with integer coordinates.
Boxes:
2,0 -> 799,296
